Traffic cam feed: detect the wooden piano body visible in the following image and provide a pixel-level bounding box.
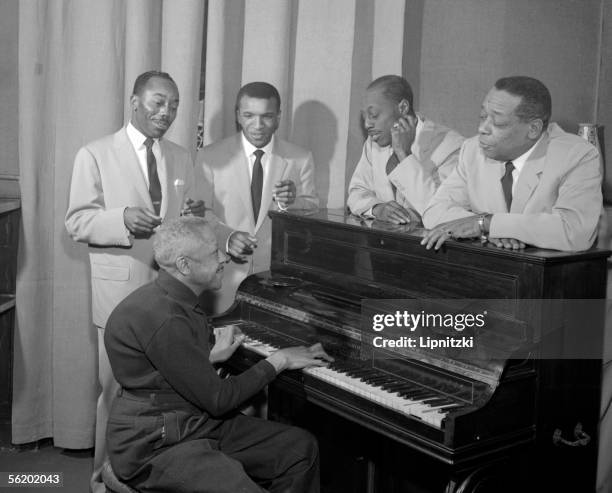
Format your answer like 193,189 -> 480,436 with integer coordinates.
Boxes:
216,209 -> 609,492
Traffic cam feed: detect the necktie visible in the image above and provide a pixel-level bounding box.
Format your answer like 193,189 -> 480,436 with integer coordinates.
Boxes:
144,138 -> 162,215
501,161 -> 515,211
386,152 -> 400,197
251,149 -> 264,221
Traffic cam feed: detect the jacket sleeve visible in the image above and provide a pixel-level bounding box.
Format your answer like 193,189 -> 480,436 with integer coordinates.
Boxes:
146,316 -> 276,416
193,153 -> 233,246
422,143 -> 476,228
64,146 -> 132,246
289,151 -> 319,210
390,129 -> 463,216
490,146 -> 602,251
347,143 -> 381,216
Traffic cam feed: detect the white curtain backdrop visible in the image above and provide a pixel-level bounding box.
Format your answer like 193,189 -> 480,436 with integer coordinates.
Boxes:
14,0 -> 204,448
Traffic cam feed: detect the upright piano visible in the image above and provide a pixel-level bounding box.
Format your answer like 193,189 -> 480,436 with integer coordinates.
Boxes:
216,209 -> 609,493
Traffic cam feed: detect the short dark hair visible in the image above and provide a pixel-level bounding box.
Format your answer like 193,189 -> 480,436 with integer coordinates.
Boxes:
132,71 -> 177,96
494,76 -> 551,129
367,75 -> 414,113
235,82 -> 281,112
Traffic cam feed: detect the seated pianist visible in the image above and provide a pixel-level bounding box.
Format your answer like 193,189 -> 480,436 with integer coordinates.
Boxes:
347,75 -> 464,225
421,75 -> 602,252
104,216 -> 332,493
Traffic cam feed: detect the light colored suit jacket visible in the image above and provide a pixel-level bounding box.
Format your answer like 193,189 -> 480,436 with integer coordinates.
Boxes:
422,123 -> 602,251
65,128 -> 203,327
347,116 -> 464,216
196,133 -> 318,313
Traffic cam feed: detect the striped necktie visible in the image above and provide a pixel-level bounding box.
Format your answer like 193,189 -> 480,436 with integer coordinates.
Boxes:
144,138 -> 162,215
251,149 -> 264,221
501,161 -> 515,211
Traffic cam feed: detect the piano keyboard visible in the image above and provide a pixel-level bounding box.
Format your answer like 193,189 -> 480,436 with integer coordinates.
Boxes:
224,324 -> 464,429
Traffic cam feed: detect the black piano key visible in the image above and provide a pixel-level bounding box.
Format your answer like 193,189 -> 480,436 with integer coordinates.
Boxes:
363,376 -> 398,386
381,382 -> 420,392
328,361 -> 352,371
399,390 -> 434,399
385,386 -> 422,395
360,373 -> 390,382
359,374 -> 388,383
420,398 -> 450,406
332,362 -> 361,372
347,368 -> 377,377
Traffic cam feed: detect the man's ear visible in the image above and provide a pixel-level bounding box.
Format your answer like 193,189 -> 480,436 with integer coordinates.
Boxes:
130,94 -> 139,112
175,256 -> 190,276
527,119 -> 544,139
398,99 -> 411,117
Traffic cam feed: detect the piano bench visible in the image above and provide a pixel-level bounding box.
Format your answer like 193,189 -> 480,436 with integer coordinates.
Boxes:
101,461 -> 139,493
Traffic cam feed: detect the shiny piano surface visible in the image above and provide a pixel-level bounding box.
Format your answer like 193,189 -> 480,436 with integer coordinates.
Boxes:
215,209 -> 609,492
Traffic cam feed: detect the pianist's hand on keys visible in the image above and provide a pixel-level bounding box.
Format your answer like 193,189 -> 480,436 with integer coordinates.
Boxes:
265,342 -> 335,373
209,325 -> 246,364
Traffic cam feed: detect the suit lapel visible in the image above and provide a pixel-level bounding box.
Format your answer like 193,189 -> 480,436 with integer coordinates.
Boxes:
511,135 -> 548,213
158,140 -> 171,219
114,129 -> 152,208
411,116 -> 434,161
258,142 -> 287,231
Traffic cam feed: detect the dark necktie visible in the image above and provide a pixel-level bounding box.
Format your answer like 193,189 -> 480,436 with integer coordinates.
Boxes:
386,152 -> 400,197
251,149 -> 264,221
144,138 -> 162,215
501,161 -> 515,211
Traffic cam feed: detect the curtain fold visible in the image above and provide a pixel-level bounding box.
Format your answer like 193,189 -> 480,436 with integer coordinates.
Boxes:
14,0 -> 204,448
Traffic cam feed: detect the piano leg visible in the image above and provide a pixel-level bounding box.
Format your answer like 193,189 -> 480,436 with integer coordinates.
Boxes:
365,459 -> 375,493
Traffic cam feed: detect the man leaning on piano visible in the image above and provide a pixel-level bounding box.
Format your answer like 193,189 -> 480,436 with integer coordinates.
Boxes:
421,75 -> 603,252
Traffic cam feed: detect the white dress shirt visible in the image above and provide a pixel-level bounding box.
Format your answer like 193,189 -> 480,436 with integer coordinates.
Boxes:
126,122 -> 168,214
241,132 -> 274,181
241,133 -> 288,210
505,134 -> 543,194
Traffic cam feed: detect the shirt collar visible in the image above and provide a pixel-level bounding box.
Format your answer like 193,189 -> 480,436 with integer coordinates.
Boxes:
506,134 -> 544,174
155,269 -> 201,311
127,121 -> 159,149
241,132 -> 275,159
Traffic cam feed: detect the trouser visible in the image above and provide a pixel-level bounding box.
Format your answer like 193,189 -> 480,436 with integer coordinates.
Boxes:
108,391 -> 320,493
91,326 -> 119,493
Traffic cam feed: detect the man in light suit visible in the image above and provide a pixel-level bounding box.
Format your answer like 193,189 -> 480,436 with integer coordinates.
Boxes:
347,75 -> 464,224
65,71 -> 224,493
421,76 -> 602,252
196,82 -> 318,314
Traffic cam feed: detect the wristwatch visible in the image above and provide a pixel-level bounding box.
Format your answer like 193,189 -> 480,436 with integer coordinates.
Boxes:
477,214 -> 488,244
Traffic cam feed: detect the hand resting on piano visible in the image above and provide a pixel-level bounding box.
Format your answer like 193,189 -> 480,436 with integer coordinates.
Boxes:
265,342 -> 334,373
